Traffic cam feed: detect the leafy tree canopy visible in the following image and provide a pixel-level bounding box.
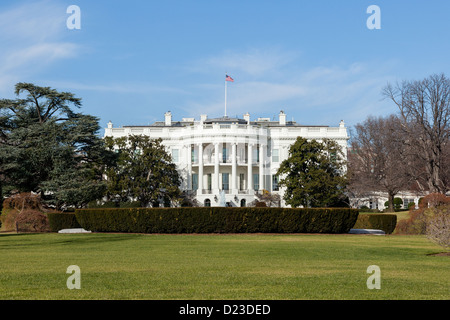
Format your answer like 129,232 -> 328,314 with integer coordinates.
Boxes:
276,137 -> 348,208
104,135 -> 182,207
0,83 -> 112,209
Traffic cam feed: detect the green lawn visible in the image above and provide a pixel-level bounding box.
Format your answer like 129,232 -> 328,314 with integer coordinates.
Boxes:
0,232 -> 448,300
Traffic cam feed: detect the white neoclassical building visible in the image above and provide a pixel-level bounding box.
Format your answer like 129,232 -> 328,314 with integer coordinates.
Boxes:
104,111 -> 349,207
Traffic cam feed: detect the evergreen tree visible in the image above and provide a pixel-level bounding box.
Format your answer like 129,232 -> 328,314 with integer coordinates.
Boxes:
104,135 -> 182,207
0,83 -> 112,209
276,137 -> 348,208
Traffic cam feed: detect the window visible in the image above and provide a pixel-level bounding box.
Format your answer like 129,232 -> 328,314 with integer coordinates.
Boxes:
192,174 -> 198,190
253,174 -> 259,191
272,175 -> 279,191
222,146 -> 228,162
191,148 -> 198,163
207,174 -> 212,191
239,148 -> 245,163
239,173 -> 245,190
172,149 -> 179,163
404,198 -> 415,209
272,149 -> 279,162
222,173 -> 229,190
240,199 -> 246,207
253,148 -> 259,163
204,199 -> 211,207
370,199 -> 378,210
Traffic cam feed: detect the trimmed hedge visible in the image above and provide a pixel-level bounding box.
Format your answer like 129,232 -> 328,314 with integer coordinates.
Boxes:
352,213 -> 397,234
47,212 -> 82,232
74,207 -> 359,234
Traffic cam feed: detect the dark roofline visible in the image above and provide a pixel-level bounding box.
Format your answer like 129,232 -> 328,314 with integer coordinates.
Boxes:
203,116 -> 247,124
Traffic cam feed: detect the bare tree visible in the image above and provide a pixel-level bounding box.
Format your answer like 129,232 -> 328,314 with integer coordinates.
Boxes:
441,139 -> 450,191
383,73 -> 450,194
348,115 -> 412,212
426,205 -> 450,249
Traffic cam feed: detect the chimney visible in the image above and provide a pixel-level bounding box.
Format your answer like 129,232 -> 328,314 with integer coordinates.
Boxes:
200,114 -> 207,124
243,113 -> 250,123
165,111 -> 172,126
340,120 -> 345,128
279,110 -> 286,125
107,121 -> 113,129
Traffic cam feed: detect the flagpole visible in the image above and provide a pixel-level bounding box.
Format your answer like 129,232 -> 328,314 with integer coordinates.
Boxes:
224,73 -> 227,117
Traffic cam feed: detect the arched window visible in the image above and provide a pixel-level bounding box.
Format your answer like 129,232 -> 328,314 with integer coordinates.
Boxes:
240,199 -> 246,207
204,199 -> 211,207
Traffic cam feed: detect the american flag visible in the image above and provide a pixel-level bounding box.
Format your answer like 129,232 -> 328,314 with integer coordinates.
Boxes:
225,75 -> 234,82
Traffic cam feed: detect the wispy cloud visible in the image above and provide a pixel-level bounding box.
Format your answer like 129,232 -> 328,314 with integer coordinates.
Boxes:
0,1 -> 80,95
187,47 -> 299,78
180,49 -> 396,125
45,80 -> 190,95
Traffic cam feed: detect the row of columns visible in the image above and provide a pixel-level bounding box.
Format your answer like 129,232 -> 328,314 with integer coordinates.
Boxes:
187,142 -> 266,194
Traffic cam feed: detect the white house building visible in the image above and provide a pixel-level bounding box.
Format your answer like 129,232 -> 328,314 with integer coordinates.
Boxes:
104,111 -> 349,207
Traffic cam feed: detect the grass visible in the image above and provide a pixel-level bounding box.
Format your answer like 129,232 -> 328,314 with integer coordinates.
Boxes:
0,232 -> 448,300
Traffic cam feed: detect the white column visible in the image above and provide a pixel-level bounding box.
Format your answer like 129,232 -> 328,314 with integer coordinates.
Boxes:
282,145 -> 289,163
187,144 -> 192,190
259,144 -> 265,191
214,143 -> 220,192
231,143 -> 237,193
247,143 -> 253,193
197,143 -> 203,195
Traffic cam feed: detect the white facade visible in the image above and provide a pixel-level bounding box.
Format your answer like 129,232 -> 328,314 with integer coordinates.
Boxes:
350,191 -> 426,211
104,111 -> 349,207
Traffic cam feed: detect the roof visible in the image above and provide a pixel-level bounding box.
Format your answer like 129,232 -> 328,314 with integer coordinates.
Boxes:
203,116 -> 247,124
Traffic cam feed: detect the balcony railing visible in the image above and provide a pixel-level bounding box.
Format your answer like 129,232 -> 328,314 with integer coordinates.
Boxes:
191,158 -> 260,165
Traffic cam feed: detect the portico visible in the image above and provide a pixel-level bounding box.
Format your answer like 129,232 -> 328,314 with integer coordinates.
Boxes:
191,141 -> 266,196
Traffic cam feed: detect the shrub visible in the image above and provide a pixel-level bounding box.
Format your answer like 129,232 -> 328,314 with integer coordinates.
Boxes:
75,207 -> 359,234
420,193 -> 450,208
395,193 -> 450,234
14,209 -> 50,233
352,214 -> 397,234
0,207 -> 17,232
384,198 -> 403,210
0,193 -> 50,232
47,212 -> 82,232
3,192 -> 44,212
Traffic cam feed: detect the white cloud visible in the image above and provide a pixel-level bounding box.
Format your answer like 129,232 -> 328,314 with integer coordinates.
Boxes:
180,50 -> 396,125
45,80 -> 189,95
1,42 -> 78,73
0,1 -> 65,43
0,1 -> 79,95
188,47 -> 299,78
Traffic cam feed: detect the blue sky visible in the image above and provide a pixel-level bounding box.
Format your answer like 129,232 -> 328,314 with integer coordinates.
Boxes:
1,0 -> 449,131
